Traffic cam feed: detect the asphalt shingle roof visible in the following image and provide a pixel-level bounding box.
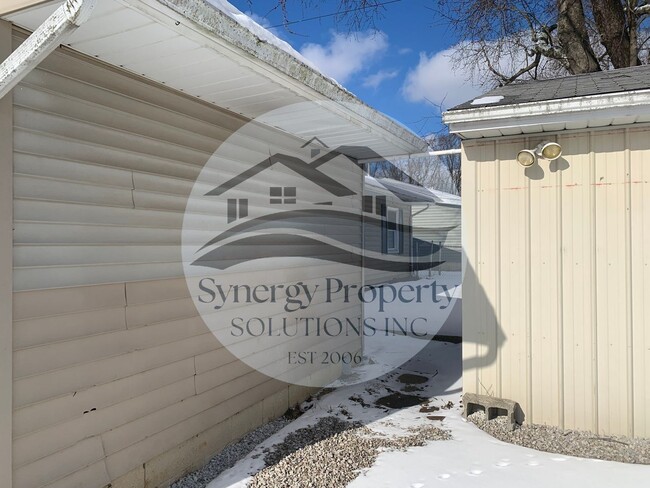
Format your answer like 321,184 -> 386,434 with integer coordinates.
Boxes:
449,63 -> 650,111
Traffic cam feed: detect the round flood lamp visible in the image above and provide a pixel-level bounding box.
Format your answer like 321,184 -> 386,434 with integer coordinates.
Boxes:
538,142 -> 562,160
516,149 -> 536,167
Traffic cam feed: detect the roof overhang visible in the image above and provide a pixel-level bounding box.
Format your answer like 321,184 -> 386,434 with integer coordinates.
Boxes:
2,0 -> 427,157
443,89 -> 650,139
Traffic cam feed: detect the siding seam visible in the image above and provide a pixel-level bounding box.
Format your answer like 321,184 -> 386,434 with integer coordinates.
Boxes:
496,143 -> 502,399
557,137 -> 565,429
525,136 -> 533,421
589,130 -> 599,434
625,128 -> 635,437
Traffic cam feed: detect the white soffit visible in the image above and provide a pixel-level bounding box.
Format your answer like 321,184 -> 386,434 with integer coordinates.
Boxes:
4,0 -> 427,156
443,89 -> 650,139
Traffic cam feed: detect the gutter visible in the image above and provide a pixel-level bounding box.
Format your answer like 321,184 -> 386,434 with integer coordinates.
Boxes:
126,0 -> 428,155
0,0 -> 96,99
358,148 -> 461,165
443,89 -> 650,137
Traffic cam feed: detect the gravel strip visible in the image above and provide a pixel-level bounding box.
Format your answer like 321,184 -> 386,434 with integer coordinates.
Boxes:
468,411 -> 650,464
171,417 -> 292,488
249,416 -> 451,488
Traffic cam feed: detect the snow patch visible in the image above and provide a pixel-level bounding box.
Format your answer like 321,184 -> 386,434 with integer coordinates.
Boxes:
205,338 -> 650,488
471,95 -> 505,105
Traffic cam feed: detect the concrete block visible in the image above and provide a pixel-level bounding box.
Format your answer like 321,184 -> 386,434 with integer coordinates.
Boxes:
463,392 -> 525,430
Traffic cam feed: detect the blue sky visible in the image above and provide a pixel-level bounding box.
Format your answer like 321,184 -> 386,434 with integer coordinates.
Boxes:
228,0 -> 484,136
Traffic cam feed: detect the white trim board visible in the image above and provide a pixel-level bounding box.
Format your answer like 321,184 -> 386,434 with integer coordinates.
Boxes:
443,89 -> 650,139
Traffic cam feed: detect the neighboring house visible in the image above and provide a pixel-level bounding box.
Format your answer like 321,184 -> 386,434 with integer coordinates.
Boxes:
372,178 -> 462,271
0,2 -> 427,488
444,64 -> 650,438
363,175 -> 414,284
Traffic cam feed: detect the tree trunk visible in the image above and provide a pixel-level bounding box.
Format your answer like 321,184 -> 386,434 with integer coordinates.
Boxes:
557,0 -> 601,73
590,0 -> 640,68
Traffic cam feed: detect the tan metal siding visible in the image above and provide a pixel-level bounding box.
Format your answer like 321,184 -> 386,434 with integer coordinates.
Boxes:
529,136 -> 562,427
461,142 -> 478,395
558,132 -> 596,432
630,128 -> 650,438
462,127 -> 650,438
497,140 -> 529,413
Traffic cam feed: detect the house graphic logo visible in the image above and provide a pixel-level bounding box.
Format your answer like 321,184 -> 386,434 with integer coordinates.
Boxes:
181,101 -> 458,388
190,142 -> 441,273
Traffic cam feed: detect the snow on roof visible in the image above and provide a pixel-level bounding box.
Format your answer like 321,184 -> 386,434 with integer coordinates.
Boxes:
364,176 -> 461,207
3,0 -> 427,154
425,188 -> 461,206
205,0 -> 320,74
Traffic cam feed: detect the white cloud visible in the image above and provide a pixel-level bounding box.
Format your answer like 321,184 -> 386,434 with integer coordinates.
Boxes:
362,69 -> 399,89
402,47 -> 484,109
300,31 -> 389,84
398,47 -> 412,55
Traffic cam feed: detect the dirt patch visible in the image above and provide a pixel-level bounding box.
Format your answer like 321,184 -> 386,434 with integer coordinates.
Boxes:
419,403 -> 440,413
375,392 -> 426,409
397,373 -> 428,385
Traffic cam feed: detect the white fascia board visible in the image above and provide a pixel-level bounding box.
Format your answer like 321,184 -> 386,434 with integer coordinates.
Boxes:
443,89 -> 650,138
125,0 -> 427,155
0,0 -> 95,98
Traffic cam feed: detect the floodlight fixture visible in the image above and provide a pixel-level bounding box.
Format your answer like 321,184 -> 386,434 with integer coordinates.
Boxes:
516,149 -> 537,167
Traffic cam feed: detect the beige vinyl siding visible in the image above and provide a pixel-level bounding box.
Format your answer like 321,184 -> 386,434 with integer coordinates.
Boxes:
462,127 -> 650,438
0,0 -> 46,15
10,35 -> 361,488
1,19 -> 14,488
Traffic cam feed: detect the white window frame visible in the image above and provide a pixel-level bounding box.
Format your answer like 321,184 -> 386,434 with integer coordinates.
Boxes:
386,207 -> 401,254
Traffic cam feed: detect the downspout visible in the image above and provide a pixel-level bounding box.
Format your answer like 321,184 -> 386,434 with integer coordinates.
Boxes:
0,0 -> 96,99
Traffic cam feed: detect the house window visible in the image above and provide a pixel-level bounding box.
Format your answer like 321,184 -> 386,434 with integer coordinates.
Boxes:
385,207 -> 401,254
270,186 -> 296,204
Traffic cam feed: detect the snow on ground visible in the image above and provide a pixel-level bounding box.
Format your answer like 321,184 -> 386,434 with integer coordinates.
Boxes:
332,271 -> 462,386
207,338 -> 650,488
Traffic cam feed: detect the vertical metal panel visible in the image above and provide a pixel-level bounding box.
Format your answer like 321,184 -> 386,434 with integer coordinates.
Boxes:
477,143 -> 500,397
529,136 -> 562,427
463,141 -> 501,397
558,133 -> 597,432
461,142 -> 479,395
592,130 -> 630,436
0,19 -> 13,488
497,140 -> 529,413
629,129 -> 650,438
463,126 -> 644,437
